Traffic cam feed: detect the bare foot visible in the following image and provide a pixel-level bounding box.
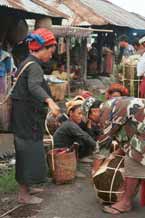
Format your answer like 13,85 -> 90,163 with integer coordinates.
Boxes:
111,199 -> 132,211
103,200 -> 132,214
29,187 -> 44,195
103,205 -> 131,214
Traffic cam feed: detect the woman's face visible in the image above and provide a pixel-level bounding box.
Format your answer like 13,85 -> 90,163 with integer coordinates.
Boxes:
69,107 -> 83,124
111,91 -> 121,98
119,41 -> 128,48
40,46 -> 56,62
88,108 -> 100,123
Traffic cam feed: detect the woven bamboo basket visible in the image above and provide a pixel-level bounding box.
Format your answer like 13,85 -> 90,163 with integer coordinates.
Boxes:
49,82 -> 68,101
48,148 -> 77,184
92,155 -> 125,204
122,64 -> 141,97
45,113 -> 77,184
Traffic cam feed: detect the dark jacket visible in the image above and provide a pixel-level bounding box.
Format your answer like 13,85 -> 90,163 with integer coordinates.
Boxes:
53,120 -> 96,150
11,55 -> 51,140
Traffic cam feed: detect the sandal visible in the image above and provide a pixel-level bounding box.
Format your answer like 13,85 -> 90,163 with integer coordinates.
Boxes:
103,205 -> 131,214
18,196 -> 43,204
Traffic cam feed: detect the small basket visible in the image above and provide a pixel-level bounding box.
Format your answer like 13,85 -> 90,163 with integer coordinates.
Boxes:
48,148 -> 77,184
45,112 -> 77,184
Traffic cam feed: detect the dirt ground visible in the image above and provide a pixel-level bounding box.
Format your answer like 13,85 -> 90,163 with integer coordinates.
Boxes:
1,162 -> 145,218
1,134 -> 145,218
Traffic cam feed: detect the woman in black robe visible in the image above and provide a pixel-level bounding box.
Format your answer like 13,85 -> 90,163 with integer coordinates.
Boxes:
11,28 -> 60,204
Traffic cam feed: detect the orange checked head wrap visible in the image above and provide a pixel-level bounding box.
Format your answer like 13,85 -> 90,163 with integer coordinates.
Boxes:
105,83 -> 129,99
27,28 -> 57,51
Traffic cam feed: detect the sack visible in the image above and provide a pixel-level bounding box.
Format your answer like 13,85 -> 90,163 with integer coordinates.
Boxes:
0,61 -> 34,132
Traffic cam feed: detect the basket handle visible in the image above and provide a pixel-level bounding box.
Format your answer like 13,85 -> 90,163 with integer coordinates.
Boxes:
45,111 -> 55,171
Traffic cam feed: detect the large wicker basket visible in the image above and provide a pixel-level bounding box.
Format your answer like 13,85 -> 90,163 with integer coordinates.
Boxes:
92,155 -> 125,204
48,148 -> 77,184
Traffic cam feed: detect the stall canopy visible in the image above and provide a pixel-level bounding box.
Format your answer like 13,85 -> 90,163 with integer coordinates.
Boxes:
45,0 -> 145,30
50,25 -> 113,37
51,25 -> 93,37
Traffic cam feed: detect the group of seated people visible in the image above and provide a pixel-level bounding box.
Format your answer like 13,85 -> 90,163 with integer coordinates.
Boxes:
53,83 -> 129,161
51,63 -> 79,81
51,82 -> 145,215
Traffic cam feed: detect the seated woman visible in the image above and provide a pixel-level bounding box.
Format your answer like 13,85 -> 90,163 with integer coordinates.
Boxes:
53,99 -> 97,159
52,63 -> 68,80
105,83 -> 129,99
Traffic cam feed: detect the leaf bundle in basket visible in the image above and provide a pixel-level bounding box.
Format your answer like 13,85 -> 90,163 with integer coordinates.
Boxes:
92,155 -> 125,203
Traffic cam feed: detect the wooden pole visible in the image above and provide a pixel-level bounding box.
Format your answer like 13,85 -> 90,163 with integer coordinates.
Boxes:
83,38 -> 88,81
51,25 -> 113,33
66,36 -> 71,97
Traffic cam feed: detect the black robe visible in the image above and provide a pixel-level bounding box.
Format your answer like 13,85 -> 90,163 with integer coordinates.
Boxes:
11,55 -> 51,185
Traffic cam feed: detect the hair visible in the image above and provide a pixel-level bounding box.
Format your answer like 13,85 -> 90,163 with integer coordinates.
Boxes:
132,38 -> 140,47
108,89 -> 122,95
57,62 -> 65,68
106,83 -> 129,99
119,34 -> 129,43
92,42 -> 98,48
89,100 -> 102,112
30,44 -> 55,52
68,104 -> 81,116
45,44 -> 56,49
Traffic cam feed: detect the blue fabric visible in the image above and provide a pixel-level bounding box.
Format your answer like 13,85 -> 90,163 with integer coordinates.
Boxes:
26,33 -> 45,45
0,57 -> 12,77
0,50 -> 12,77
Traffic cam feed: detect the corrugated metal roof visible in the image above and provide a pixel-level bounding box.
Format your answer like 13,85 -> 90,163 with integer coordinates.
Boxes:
45,0 -> 145,29
81,0 -> 145,29
0,0 -> 64,17
31,0 -> 68,18
45,0 -> 75,19
45,0 -> 97,26
131,12 -> 145,23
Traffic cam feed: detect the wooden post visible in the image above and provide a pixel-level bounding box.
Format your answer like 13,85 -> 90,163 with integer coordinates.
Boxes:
66,36 -> 71,97
83,38 -> 88,81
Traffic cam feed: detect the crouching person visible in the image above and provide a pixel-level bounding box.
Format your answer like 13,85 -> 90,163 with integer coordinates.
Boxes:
82,96 -> 145,214
53,99 -> 98,165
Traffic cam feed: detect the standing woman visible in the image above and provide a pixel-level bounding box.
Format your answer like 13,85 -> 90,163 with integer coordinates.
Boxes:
11,28 -> 60,204
137,52 -> 145,98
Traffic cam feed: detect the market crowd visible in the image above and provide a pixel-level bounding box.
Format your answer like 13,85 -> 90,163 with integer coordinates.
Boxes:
0,27 -> 145,216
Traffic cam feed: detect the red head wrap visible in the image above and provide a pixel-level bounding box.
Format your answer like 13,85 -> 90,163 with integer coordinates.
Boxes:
79,90 -> 93,99
27,28 -> 57,51
106,83 -> 129,99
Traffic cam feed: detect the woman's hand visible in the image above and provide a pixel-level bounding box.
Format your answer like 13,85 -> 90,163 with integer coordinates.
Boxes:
45,98 -> 60,117
87,119 -> 92,128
